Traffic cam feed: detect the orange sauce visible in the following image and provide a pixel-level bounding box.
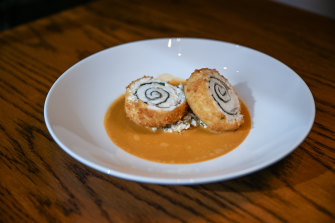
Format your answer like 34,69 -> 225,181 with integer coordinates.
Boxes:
104,95 -> 251,164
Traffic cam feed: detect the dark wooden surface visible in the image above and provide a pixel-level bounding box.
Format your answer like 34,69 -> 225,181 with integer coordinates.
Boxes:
1,0 -> 334,222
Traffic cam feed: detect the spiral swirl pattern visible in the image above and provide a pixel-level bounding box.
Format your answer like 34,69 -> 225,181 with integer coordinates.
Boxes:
208,77 -> 238,115
135,81 -> 181,108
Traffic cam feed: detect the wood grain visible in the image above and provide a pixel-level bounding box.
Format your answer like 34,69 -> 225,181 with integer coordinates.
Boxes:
1,0 -> 334,222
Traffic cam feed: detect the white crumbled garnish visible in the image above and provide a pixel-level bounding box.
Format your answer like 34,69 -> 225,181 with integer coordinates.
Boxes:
198,119 -> 207,128
149,111 -> 206,133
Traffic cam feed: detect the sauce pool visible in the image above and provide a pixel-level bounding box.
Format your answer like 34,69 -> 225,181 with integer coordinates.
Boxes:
104,94 -> 251,164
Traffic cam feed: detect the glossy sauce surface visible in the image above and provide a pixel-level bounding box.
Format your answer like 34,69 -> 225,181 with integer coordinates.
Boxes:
104,95 -> 251,164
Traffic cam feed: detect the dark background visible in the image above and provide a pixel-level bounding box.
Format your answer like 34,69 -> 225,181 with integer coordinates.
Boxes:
1,0 -> 334,32
0,0 -> 92,31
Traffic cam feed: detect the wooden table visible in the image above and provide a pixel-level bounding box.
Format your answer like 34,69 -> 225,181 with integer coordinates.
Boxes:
1,0 -> 334,222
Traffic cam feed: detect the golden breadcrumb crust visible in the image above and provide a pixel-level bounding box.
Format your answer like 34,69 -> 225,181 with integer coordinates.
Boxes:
184,68 -> 244,132
125,76 -> 188,127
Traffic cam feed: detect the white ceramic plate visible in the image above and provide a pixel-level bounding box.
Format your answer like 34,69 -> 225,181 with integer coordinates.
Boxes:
44,38 -> 315,185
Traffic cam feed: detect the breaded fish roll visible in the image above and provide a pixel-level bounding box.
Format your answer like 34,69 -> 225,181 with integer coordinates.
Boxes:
184,68 -> 244,132
125,76 -> 188,127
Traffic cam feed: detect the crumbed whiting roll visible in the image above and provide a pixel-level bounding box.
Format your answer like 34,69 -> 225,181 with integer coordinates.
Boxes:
125,76 -> 188,127
184,68 -> 244,132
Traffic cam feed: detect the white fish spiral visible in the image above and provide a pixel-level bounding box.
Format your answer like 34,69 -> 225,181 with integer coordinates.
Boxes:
135,81 -> 183,109
208,76 -> 239,115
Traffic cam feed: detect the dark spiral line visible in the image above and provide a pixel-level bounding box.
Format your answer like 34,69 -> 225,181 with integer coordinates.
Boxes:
209,77 -> 237,115
214,82 -> 231,103
135,82 -> 172,107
